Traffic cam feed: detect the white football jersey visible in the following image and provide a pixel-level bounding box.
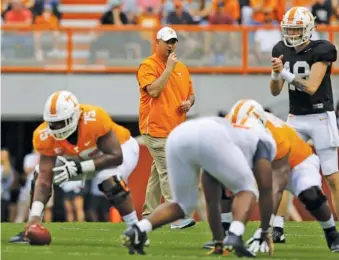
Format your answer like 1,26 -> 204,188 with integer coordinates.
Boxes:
195,117 -> 276,168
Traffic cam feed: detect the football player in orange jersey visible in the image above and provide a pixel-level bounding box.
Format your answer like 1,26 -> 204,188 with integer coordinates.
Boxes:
231,99 -> 339,253
10,90 -> 142,244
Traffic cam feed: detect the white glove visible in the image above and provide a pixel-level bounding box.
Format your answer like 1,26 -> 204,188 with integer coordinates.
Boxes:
53,156 -> 80,185
246,228 -> 269,253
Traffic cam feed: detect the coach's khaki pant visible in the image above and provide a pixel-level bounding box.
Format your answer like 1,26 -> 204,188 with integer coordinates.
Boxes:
142,135 -> 172,216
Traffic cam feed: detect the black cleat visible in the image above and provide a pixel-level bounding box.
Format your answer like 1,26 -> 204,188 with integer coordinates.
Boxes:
223,232 -> 256,258
121,225 -> 147,255
205,241 -> 229,256
325,231 -> 339,252
9,231 -> 28,244
202,240 -> 216,250
272,227 -> 286,243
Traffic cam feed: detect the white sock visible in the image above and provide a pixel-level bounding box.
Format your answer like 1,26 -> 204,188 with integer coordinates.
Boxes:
123,211 -> 138,227
319,215 -> 335,230
221,212 -> 232,223
273,215 -> 284,228
229,221 -> 245,236
28,209 -> 44,222
136,219 -> 153,233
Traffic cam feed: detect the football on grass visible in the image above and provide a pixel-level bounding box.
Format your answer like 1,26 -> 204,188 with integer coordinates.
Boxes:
26,224 -> 51,246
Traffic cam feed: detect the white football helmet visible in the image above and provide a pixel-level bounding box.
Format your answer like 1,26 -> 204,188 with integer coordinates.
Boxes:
43,91 -> 81,140
228,99 -> 268,131
281,6 -> 315,47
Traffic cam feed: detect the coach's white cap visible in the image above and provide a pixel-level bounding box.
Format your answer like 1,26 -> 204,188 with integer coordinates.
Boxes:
156,27 -> 178,41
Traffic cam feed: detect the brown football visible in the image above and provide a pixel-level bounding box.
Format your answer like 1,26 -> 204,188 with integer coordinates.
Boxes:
26,224 -> 52,246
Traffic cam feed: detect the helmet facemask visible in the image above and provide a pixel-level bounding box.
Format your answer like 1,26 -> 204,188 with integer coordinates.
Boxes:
48,108 -> 80,140
282,25 -> 313,47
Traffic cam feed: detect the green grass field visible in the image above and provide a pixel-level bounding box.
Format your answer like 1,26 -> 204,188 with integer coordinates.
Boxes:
1,222 -> 339,260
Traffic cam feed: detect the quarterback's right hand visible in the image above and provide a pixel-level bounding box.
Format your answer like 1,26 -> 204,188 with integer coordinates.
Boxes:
166,52 -> 179,71
271,55 -> 283,73
247,228 -> 274,256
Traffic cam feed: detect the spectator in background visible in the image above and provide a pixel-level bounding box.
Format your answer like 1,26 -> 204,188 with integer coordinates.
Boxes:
88,1 -> 128,64
239,0 -> 252,24
4,0 -> 32,25
1,149 -> 14,222
254,11 -> 281,64
312,0 -> 332,39
162,0 -> 191,23
187,0 -> 213,25
209,1 -> 235,24
210,0 -> 240,23
332,5 -> 339,25
60,181 -> 85,222
167,0 -> 195,24
250,0 -> 277,25
34,4 -> 59,27
101,0 -> 128,25
293,0 -> 314,10
138,6 -> 160,27
2,0 -> 34,59
32,0 -> 61,21
34,4 -> 60,61
2,0 -> 34,19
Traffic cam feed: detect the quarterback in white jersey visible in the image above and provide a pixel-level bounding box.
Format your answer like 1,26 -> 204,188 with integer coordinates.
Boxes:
121,116 -> 276,257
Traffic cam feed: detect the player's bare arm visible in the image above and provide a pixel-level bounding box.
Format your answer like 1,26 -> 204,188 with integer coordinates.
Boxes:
180,94 -> 195,113
253,153 -> 274,256
27,155 -> 56,227
270,55 -> 285,96
271,154 -> 290,214
281,61 -> 328,95
91,130 -> 123,171
201,171 -> 224,242
252,140 -> 274,231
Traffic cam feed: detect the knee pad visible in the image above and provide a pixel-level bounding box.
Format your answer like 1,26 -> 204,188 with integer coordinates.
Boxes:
98,175 -> 130,205
221,186 -> 233,201
298,186 -> 327,211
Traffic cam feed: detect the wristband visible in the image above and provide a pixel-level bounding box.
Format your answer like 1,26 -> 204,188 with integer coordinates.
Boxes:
271,71 -> 281,81
280,68 -> 295,83
80,160 -> 96,173
30,201 -> 44,218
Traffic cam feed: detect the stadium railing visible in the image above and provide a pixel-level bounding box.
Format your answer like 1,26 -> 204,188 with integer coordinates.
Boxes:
2,24 -> 339,74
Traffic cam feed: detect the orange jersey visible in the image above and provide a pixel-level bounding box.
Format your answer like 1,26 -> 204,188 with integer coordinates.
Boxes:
265,113 -> 312,168
33,104 -> 131,159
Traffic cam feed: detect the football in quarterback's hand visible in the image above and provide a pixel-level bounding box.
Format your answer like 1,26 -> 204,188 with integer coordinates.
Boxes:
26,224 -> 51,246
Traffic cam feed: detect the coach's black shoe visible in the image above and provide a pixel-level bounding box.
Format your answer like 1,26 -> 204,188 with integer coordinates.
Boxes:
272,227 -> 286,243
9,231 -> 28,244
121,225 -> 147,255
223,232 -> 256,258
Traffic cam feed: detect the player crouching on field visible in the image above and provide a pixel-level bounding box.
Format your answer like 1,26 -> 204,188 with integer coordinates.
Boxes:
120,114 -> 276,257
231,100 -> 339,253
10,90 -> 142,244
